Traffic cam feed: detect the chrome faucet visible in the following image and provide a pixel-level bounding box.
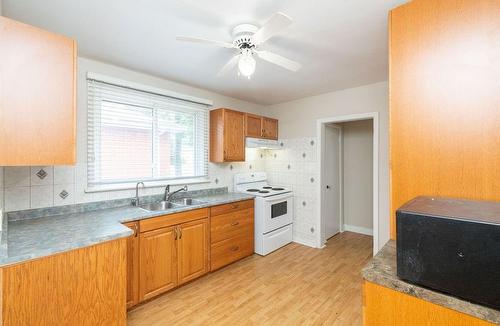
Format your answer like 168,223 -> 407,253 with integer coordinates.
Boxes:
164,185 -> 188,202
132,182 -> 145,206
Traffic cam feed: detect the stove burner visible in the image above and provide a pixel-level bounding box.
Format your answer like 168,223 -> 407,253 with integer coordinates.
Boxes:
262,186 -> 273,189
247,189 -> 260,192
272,187 -> 285,191
259,190 -> 270,193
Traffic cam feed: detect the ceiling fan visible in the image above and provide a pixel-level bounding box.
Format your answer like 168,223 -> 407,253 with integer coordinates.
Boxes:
176,12 -> 302,78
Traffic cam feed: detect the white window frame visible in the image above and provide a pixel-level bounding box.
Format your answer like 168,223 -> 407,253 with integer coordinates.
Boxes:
86,73 -> 212,192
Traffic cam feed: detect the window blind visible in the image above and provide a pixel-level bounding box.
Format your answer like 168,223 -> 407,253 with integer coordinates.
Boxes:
87,78 -> 209,187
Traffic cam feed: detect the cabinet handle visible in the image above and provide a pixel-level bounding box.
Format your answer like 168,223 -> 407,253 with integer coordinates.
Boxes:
174,227 -> 178,240
230,246 -> 239,252
230,221 -> 240,227
134,224 -> 139,237
179,228 -> 182,239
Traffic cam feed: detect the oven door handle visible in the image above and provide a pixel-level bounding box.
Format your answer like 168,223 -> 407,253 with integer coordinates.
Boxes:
262,192 -> 293,203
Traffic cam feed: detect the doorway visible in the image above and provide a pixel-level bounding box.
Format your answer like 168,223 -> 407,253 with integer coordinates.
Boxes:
317,113 -> 379,255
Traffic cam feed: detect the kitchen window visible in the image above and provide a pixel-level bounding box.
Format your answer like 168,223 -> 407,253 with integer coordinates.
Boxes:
87,75 -> 210,190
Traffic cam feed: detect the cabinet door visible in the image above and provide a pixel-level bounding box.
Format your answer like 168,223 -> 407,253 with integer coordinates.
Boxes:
177,219 -> 209,285
139,227 -> 177,301
223,110 -> 245,161
124,222 -> 139,309
262,118 -> 278,140
0,17 -> 76,165
245,113 -> 263,138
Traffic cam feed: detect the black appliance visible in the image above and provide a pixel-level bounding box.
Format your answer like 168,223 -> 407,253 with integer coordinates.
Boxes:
396,196 -> 500,310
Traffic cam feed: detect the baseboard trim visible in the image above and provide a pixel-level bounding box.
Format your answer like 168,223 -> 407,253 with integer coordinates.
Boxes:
343,224 -> 373,236
292,237 -> 317,248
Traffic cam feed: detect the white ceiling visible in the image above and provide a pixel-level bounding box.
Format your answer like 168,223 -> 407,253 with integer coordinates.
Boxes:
3,0 -> 407,105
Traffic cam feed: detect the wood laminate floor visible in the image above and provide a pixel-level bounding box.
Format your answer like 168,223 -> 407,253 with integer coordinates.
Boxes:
127,231 -> 373,326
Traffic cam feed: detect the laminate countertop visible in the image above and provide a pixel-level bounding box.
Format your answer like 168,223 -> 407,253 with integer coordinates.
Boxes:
0,192 -> 254,267
362,241 -> 500,324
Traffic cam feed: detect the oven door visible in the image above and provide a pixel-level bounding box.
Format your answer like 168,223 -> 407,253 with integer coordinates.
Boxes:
262,193 -> 293,233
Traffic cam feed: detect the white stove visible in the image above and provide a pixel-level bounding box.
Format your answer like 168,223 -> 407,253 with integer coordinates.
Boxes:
234,172 -> 293,255
234,172 -> 292,197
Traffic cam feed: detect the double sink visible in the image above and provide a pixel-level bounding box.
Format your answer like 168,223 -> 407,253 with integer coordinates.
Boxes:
138,198 -> 207,212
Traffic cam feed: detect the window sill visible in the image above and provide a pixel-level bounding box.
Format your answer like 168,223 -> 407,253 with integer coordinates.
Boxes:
85,177 -> 211,193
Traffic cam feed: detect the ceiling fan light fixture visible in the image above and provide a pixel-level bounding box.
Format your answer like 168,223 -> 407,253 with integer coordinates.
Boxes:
238,50 -> 256,78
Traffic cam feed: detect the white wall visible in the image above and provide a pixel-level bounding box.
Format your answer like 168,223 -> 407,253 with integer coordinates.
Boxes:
341,120 -> 373,235
0,57 -> 266,212
266,81 -> 389,251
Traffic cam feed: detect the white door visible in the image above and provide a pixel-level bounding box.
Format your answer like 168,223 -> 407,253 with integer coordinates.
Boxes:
323,125 -> 341,240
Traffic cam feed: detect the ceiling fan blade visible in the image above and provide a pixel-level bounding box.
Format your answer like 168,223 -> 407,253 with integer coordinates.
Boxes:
252,12 -> 292,46
256,50 -> 302,72
217,55 -> 241,76
176,36 -> 235,49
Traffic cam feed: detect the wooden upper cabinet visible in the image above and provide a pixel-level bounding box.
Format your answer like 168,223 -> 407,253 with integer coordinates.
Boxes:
139,226 -> 178,301
124,222 -> 140,309
211,108 -> 279,162
210,108 -> 245,162
0,17 -> 77,166
177,219 -> 209,285
245,113 -> 263,138
262,117 -> 278,140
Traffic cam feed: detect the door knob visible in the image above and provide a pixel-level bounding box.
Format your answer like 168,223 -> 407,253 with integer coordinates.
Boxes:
326,185 -> 331,189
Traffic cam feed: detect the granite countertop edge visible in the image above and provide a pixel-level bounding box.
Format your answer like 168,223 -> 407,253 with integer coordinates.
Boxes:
0,192 -> 255,268
361,241 -> 500,324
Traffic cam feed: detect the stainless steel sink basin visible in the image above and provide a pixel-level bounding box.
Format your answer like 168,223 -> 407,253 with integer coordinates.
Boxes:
139,201 -> 182,212
174,198 -> 207,206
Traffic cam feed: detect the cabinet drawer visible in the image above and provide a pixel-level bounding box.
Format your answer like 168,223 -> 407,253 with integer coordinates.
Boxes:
210,199 -> 254,217
210,234 -> 254,271
211,208 -> 253,244
140,208 -> 209,233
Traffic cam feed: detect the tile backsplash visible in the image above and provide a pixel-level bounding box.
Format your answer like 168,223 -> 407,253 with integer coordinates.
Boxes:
265,137 -> 319,247
0,148 -> 266,212
0,139 -> 319,247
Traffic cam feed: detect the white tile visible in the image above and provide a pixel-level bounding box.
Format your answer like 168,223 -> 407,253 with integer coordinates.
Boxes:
54,184 -> 75,206
54,166 -> 76,185
4,186 -> 30,211
31,185 -> 54,209
4,167 -> 30,187
31,166 -> 54,186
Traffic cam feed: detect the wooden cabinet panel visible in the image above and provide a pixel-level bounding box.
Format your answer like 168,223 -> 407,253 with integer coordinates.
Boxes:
177,219 -> 209,285
245,113 -> 263,138
262,117 -> 278,140
210,199 -> 254,217
389,0 -> 500,239
0,16 -> 76,165
211,207 -> 254,243
0,239 -> 126,325
210,234 -> 254,271
139,227 -> 177,301
363,281 -> 494,326
223,109 -> 246,161
140,208 -> 208,233
210,108 -> 245,162
124,222 -> 140,309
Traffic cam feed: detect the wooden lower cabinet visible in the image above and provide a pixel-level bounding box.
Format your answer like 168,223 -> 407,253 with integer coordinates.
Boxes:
0,239 -> 127,325
210,199 -> 255,271
128,203 -> 253,307
363,281 -> 494,326
139,226 -> 178,301
137,209 -> 210,303
177,219 -> 209,285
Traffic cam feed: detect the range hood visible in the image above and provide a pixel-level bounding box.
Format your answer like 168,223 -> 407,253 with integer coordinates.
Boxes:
246,137 -> 282,150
